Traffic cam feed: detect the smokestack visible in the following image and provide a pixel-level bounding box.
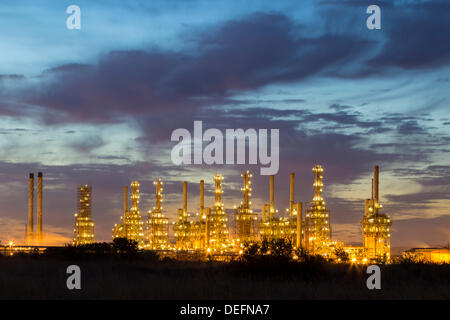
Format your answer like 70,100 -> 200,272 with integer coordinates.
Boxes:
374,165 -> 379,202
290,173 -> 295,214
296,202 -> 302,248
27,173 -> 34,242
124,186 -> 128,215
270,175 -> 274,215
37,172 -> 43,242
200,180 -> 204,214
183,181 -> 188,213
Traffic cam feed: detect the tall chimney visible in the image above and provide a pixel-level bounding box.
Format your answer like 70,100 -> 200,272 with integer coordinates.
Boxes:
183,181 -> 188,213
37,172 -> 43,242
269,175 -> 274,216
290,173 -> 295,215
374,165 -> 379,202
124,186 -> 128,215
27,173 -> 34,242
296,202 -> 302,249
200,180 -> 204,214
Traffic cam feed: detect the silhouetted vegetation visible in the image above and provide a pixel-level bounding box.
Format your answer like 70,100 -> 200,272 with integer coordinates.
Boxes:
241,238 -> 294,264
43,238 -> 158,261
0,238 -> 448,299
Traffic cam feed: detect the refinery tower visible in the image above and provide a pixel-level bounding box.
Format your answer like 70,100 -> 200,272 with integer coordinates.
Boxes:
361,165 -> 392,262
73,185 -> 95,245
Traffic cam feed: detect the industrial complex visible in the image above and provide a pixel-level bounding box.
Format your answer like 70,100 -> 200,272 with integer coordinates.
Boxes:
108,165 -> 393,263
16,165 -> 449,264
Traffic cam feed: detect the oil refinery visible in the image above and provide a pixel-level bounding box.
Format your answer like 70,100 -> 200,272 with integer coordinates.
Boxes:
108,165 -> 392,263
11,164 -> 450,263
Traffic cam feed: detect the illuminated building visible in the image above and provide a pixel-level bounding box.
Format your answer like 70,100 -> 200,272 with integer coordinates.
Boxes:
233,171 -> 258,246
73,185 -> 95,245
112,181 -> 145,247
206,174 -> 229,250
146,178 -> 169,250
305,165 -> 331,255
361,165 -> 392,262
403,248 -> 450,263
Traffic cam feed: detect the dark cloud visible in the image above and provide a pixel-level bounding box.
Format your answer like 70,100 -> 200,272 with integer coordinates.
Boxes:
369,1 -> 450,69
15,13 -> 372,126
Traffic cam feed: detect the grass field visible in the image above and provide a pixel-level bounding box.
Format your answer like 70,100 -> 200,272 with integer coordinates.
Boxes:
0,255 -> 448,299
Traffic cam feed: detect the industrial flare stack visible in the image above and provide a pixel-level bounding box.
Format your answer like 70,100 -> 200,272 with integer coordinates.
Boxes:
147,178 -> 169,250
112,180 -> 145,246
234,171 -> 258,245
361,165 -> 392,262
174,181 -> 192,248
26,172 -> 44,245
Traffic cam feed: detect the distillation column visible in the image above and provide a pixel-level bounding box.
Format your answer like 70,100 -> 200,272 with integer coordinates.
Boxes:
147,178 -> 169,249
361,165 -> 392,262
234,171 -> 257,244
305,165 -> 331,255
174,181 -> 191,248
207,174 -> 229,250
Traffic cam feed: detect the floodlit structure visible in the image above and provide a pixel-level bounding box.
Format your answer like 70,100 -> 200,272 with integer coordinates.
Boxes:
27,173 -> 34,245
206,174 -> 229,250
403,248 -> 450,264
146,178 -> 169,250
112,181 -> 145,247
102,165 -> 398,262
305,165 -> 331,255
361,165 -> 392,262
37,172 -> 43,243
259,175 -> 284,240
26,172 -> 44,245
234,171 -> 258,245
73,185 -> 95,245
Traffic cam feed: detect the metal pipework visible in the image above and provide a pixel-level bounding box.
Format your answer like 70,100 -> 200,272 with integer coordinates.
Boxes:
290,172 -> 295,215
37,172 -> 43,240
28,173 -> 34,240
183,181 -> 188,213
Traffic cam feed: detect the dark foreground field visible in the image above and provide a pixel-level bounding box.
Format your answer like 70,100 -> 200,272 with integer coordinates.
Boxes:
0,256 -> 448,299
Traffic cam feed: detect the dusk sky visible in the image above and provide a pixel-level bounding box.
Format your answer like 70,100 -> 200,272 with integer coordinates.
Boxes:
0,0 -> 449,248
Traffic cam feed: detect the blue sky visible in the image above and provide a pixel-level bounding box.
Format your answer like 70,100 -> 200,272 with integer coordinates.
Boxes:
0,0 -> 449,247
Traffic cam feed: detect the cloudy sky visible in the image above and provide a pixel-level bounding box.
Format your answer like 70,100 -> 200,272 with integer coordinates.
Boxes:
0,0 -> 449,248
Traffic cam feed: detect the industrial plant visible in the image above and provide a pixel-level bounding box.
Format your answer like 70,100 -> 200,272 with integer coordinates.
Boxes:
107,165 -> 392,263
12,164 -> 449,263
73,185 -> 95,245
